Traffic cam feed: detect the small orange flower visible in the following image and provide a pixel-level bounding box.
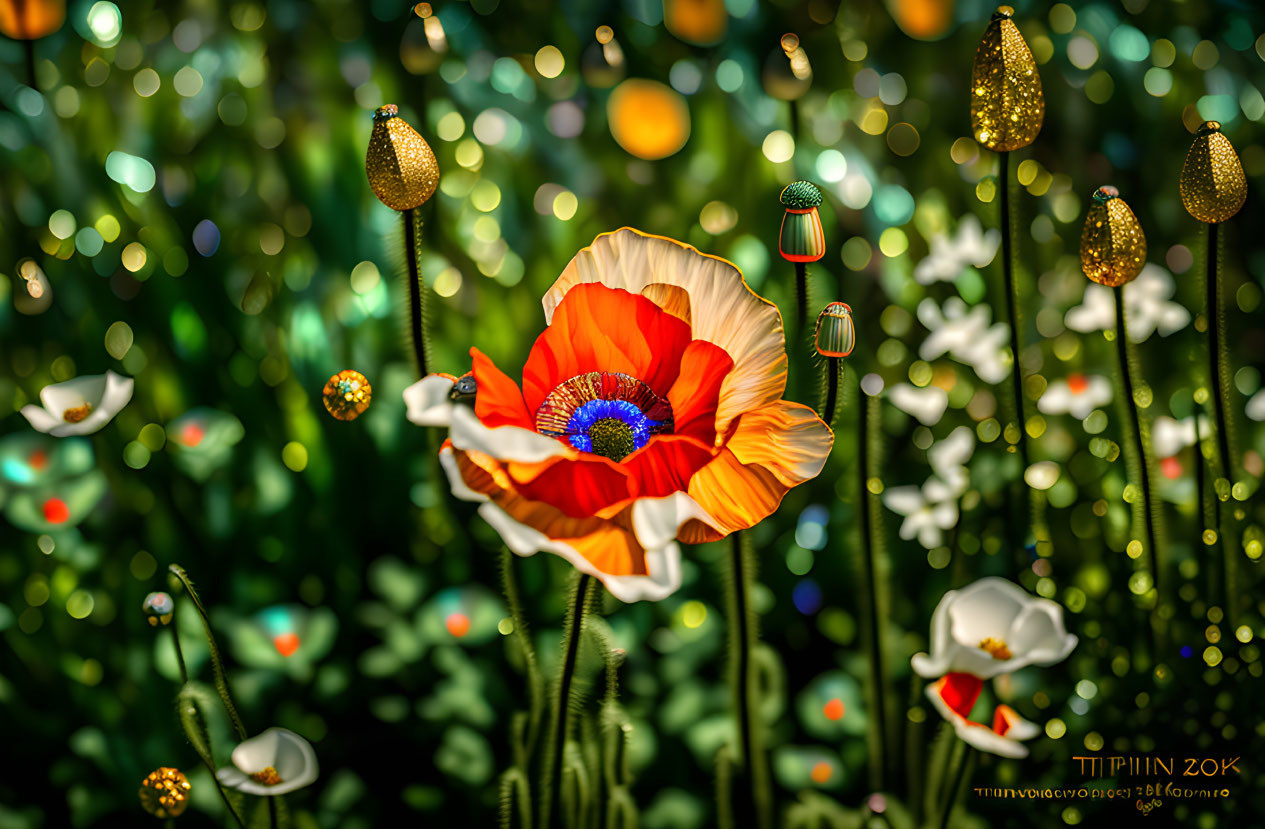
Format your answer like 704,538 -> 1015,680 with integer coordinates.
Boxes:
407,229 -> 833,601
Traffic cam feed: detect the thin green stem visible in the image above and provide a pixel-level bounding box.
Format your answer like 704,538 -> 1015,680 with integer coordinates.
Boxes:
1204,222 -> 1238,623
938,742 -> 974,829
795,262 -> 808,333
175,688 -> 246,828
823,358 -> 840,426
857,385 -> 889,791
24,40 -> 37,91
1114,288 -> 1160,598
168,564 -> 248,741
540,573 -> 592,829
724,532 -> 772,829
169,622 -> 189,686
404,207 -> 429,377
997,151 -> 1028,469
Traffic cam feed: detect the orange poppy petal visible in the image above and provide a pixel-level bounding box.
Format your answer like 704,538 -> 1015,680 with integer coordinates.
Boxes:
621,434 -> 716,498
521,282 -> 692,414
682,400 -> 833,538
508,454 -> 635,518
452,449 -> 648,577
723,400 -> 833,488
666,340 -> 733,444
471,347 -> 533,430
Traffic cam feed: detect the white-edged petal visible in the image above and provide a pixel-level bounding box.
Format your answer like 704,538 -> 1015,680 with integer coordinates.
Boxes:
404,375 -> 567,464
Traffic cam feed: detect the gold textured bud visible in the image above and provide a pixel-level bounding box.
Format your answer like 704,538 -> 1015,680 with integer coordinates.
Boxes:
139,767 -> 191,818
365,105 -> 439,211
1080,186 -> 1146,287
970,6 -> 1043,152
1180,121 -> 1246,224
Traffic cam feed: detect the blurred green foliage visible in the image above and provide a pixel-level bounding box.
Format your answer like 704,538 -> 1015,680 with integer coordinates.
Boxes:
1,0 -> 1264,826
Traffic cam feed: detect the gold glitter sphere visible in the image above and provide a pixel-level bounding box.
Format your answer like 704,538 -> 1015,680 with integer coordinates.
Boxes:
970,6 -> 1043,152
1180,121 -> 1246,224
1080,186 -> 1147,287
323,370 -> 372,421
365,105 -> 439,212
138,767 -> 191,819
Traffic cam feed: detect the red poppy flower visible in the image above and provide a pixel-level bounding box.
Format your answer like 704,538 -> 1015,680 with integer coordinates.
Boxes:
406,229 -> 833,600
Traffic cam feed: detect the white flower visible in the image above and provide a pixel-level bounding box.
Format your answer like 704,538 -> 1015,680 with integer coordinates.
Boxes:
889,383 -> 948,426
912,578 -> 1076,759
914,215 -> 1000,285
928,426 -> 974,494
1064,264 -> 1190,342
925,673 -> 1041,758
911,577 -> 1077,680
917,297 -> 1010,385
882,478 -> 959,549
20,371 -> 134,437
1037,374 -> 1112,421
1151,415 -> 1208,458
216,728 -> 319,796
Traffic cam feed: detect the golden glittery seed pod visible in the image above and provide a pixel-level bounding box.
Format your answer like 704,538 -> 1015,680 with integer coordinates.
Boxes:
323,370 -> 372,421
365,105 -> 439,211
1080,186 -> 1147,287
970,6 -> 1043,152
1180,121 -> 1246,224
139,767 -> 191,819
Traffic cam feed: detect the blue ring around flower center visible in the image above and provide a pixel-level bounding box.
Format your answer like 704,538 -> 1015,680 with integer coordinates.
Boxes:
565,399 -> 659,454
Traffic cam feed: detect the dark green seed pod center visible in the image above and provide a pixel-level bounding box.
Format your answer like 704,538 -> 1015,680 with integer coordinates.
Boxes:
588,418 -> 636,461
780,180 -> 823,210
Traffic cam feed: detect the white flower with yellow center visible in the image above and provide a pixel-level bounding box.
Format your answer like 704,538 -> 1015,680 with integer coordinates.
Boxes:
912,577 -> 1077,680
912,578 -> 1077,758
216,728 -> 319,796
20,371 -> 134,437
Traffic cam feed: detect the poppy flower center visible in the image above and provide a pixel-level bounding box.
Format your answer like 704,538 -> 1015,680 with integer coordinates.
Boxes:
62,403 -> 92,423
535,371 -> 673,462
979,637 -> 1013,660
249,766 -> 284,785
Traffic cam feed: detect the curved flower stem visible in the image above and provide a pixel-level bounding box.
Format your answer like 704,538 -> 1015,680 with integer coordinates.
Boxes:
857,384 -> 890,791
540,572 -> 592,829
1113,288 -> 1161,602
175,686 -> 246,828
1204,222 -> 1238,623
168,564 -> 248,741
938,741 -> 974,829
403,207 -> 429,377
169,620 -> 189,686
724,531 -> 772,829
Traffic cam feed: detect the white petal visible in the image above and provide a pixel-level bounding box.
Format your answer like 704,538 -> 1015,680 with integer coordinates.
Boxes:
479,501 -> 683,602
955,720 -> 1030,758
404,375 -> 568,465
881,486 -> 925,517
889,384 -> 948,426
39,374 -> 106,414
229,728 -> 318,796
19,404 -> 63,433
